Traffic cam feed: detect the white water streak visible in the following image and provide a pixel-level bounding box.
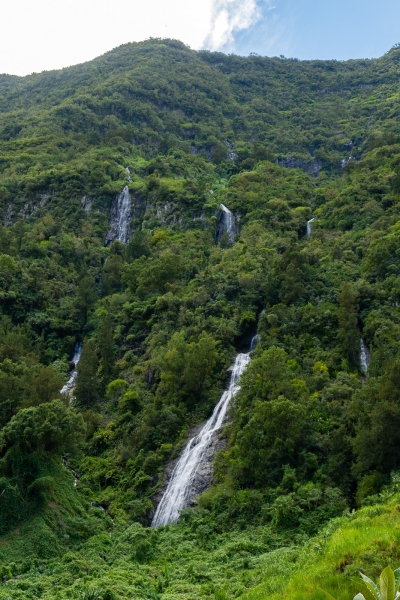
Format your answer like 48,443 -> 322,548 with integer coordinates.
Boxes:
219,203 -> 236,243
360,339 -> 370,374
60,343 -> 82,396
62,457 -> 79,487
250,334 -> 260,351
152,350 -> 252,527
307,218 -> 315,238
106,186 -> 132,244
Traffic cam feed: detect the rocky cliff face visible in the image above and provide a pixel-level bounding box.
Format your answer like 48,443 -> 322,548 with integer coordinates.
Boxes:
277,157 -> 322,176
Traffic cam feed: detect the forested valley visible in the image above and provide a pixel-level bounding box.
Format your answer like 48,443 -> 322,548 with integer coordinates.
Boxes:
1,39 -> 400,599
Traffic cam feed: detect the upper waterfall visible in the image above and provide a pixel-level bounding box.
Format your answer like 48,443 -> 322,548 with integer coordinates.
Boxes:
60,342 -> 82,396
360,338 -> 370,374
216,204 -> 236,244
250,334 -> 260,351
106,186 -> 132,244
151,342 -> 256,528
307,218 -> 315,238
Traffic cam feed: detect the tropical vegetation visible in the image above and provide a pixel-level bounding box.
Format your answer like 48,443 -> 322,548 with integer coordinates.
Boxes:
1,38 -> 400,598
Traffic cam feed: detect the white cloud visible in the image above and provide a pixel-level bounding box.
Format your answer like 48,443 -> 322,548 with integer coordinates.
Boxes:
204,0 -> 262,51
0,0 -> 263,76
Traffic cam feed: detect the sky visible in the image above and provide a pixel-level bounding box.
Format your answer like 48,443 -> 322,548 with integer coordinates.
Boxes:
1,0 -> 399,76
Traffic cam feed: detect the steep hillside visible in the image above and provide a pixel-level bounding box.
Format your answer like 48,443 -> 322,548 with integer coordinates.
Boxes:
2,38 -> 400,221
1,39 -> 400,599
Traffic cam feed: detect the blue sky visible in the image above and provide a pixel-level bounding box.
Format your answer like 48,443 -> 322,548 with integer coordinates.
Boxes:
1,0 -> 399,76
229,0 -> 400,60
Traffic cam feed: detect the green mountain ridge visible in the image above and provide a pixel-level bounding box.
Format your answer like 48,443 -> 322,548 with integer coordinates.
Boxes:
1,38 -> 400,599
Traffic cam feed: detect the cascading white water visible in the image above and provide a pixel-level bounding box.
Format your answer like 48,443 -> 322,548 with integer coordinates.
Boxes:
152,348 -> 254,528
218,204 -> 236,244
307,218 -> 315,238
360,338 -> 370,374
250,334 -> 260,351
62,457 -> 79,487
60,342 -> 82,396
106,186 -> 132,244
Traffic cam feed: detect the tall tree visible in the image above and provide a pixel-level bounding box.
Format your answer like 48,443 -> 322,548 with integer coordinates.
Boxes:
98,314 -> 115,385
352,359 -> 400,476
74,339 -> 100,407
337,282 -> 360,367
76,275 -> 98,323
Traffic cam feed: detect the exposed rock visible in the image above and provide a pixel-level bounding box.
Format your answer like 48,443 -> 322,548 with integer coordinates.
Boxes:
156,203 -> 174,225
277,157 -> 322,176
81,195 -> 92,213
185,429 -> 227,502
129,192 -> 145,222
148,422 -> 227,523
341,156 -> 356,168
190,146 -> 212,159
4,203 -> 13,226
20,194 -> 50,219
193,212 -> 207,229
225,141 -> 237,161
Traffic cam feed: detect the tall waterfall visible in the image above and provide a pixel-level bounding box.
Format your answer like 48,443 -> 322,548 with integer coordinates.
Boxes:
60,342 -> 82,396
307,218 -> 315,238
106,186 -> 132,244
152,347 -> 255,528
360,339 -> 370,374
217,204 -> 236,244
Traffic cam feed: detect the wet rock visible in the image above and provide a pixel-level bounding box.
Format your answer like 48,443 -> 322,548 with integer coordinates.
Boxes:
148,423 -> 227,524
4,203 -> 13,226
106,186 -> 132,244
277,157 -> 322,176
216,204 -> 236,244
81,195 -> 92,213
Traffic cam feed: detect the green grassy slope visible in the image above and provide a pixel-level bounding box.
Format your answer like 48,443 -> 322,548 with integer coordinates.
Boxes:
0,481 -> 399,599
242,496 -> 400,600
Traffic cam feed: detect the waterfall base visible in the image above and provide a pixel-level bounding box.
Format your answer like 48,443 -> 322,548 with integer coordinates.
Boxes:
149,422 -> 227,524
151,351 -> 251,527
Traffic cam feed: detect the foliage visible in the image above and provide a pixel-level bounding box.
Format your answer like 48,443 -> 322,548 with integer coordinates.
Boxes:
322,565 -> 400,600
1,38 -> 400,598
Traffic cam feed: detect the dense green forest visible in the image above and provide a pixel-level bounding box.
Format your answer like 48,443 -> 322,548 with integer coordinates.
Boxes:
1,38 -> 400,598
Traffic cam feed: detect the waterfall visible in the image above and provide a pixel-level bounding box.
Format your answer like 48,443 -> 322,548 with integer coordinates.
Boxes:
217,204 -> 236,244
152,346 -> 255,528
250,334 -> 260,351
307,218 -> 315,238
4,203 -> 13,226
62,457 -> 79,487
360,339 -> 370,374
106,186 -> 132,244
60,342 -> 82,396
